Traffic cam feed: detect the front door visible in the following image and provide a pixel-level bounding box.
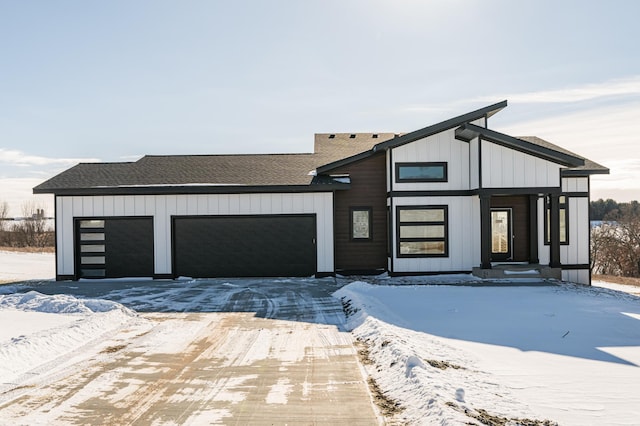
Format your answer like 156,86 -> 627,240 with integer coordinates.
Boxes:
491,208 -> 512,261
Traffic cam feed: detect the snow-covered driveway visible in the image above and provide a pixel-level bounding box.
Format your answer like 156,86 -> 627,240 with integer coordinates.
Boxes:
0,278 -> 380,425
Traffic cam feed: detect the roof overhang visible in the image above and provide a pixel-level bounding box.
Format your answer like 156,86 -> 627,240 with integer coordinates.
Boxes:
455,123 -> 585,168
33,183 -> 350,197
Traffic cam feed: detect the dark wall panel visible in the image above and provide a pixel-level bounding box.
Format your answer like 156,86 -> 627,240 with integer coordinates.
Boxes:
332,153 -> 388,272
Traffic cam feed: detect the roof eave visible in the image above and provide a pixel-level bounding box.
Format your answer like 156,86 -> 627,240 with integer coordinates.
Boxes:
33,183 -> 349,196
561,168 -> 610,177
456,123 -> 585,168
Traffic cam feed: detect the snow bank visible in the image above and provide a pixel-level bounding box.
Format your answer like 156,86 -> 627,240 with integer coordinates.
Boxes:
335,281 -> 640,425
0,291 -> 140,387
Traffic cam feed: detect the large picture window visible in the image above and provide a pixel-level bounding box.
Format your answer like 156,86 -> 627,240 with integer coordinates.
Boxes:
396,162 -> 447,182
397,206 -> 448,257
545,195 -> 569,245
350,207 -> 372,240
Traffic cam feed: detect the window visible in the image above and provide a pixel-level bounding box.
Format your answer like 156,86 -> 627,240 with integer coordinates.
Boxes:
351,207 -> 372,240
396,162 -> 447,183
397,206 -> 448,257
545,196 -> 569,245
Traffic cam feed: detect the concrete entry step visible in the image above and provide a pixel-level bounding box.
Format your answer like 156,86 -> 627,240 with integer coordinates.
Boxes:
472,264 -> 562,280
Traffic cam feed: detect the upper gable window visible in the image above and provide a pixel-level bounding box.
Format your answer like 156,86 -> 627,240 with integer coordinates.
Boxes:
396,162 -> 447,183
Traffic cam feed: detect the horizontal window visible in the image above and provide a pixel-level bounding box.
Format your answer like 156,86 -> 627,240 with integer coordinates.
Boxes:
80,233 -> 105,241
399,225 -> 445,239
80,269 -> 106,278
397,206 -> 448,257
80,220 -> 105,228
81,256 -> 105,265
400,241 -> 446,255
396,162 -> 447,183
80,244 -> 105,253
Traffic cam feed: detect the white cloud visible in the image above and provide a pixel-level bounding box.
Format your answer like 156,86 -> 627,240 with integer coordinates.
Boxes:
497,101 -> 640,202
475,76 -> 640,104
0,148 -> 99,167
0,178 -> 54,218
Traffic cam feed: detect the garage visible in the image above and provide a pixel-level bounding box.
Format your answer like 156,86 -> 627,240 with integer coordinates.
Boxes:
172,215 -> 317,278
75,217 -> 154,279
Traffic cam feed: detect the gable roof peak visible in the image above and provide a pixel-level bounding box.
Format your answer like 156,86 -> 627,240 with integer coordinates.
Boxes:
371,100 -> 508,152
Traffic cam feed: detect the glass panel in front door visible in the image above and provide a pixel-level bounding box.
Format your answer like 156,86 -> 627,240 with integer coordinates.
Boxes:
491,209 -> 511,259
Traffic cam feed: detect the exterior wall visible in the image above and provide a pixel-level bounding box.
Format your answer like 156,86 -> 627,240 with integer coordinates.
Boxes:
56,192 -> 334,277
562,269 -> 590,284
391,196 -> 480,273
392,128 -> 471,191
481,140 -> 562,188
537,177 -> 591,285
332,153 -> 388,271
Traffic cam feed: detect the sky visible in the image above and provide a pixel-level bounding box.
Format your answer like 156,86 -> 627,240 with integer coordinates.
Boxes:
1,0 -> 639,217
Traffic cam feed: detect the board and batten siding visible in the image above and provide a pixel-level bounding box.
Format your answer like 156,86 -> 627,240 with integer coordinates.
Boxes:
56,192 -> 334,277
481,141 -> 562,188
391,128 -> 471,191
392,196 -> 480,273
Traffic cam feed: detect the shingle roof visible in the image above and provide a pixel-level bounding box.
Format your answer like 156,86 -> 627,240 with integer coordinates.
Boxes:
34,133 -> 395,194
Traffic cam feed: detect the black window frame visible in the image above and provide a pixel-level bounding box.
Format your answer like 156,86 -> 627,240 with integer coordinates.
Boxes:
544,195 -> 569,245
350,206 -> 373,241
395,162 -> 448,183
396,205 -> 449,258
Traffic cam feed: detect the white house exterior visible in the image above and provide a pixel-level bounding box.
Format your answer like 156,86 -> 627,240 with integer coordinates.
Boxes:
34,101 -> 608,284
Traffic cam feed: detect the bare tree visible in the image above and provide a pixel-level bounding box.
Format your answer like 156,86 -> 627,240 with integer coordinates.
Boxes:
0,200 -> 8,232
12,200 -> 51,247
591,205 -> 640,277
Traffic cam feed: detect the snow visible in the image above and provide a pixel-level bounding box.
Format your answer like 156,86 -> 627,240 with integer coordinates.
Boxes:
2,251 -> 640,424
335,281 -> 640,425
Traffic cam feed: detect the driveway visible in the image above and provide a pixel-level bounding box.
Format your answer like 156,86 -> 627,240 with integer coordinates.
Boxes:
0,278 -> 381,425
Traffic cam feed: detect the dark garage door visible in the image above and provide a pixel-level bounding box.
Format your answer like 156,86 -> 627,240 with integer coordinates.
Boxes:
173,215 -> 317,278
76,217 -> 154,279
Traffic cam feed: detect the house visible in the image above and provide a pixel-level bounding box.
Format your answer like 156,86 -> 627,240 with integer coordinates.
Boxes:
34,100 -> 609,284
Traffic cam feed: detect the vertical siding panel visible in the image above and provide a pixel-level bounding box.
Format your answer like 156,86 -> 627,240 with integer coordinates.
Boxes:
272,194 -> 283,214
93,196 -> 104,216
195,194 -> 207,215
72,196 -> 83,217
184,195 -> 196,215
60,197 -> 75,275
176,195 -> 187,215
154,196 -> 168,275
113,196 -> 125,215
103,196 -> 114,216
228,194 -> 240,214
123,196 -> 134,215
218,194 -> 229,214
208,194 -> 218,214
145,195 -> 155,215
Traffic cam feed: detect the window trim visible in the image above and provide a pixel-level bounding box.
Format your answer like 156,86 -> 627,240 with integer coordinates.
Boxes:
395,162 -> 448,183
544,195 -> 569,245
350,207 -> 373,241
396,205 -> 449,258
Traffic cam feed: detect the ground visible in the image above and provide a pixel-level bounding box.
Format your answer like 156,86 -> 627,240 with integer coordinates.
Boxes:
1,251 -> 640,425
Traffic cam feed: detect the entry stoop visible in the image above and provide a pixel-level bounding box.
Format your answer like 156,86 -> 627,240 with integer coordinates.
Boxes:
472,264 -> 562,280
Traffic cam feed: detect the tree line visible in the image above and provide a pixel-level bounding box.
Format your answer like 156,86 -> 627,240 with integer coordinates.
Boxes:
591,198 -> 640,277
0,200 -> 53,248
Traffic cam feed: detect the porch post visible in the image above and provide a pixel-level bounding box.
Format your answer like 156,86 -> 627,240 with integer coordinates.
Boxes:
549,194 -> 561,268
480,195 -> 492,269
529,194 -> 539,264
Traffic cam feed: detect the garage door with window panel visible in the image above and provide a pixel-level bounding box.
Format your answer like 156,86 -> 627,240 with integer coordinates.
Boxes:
76,217 -> 154,279
172,215 -> 317,278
